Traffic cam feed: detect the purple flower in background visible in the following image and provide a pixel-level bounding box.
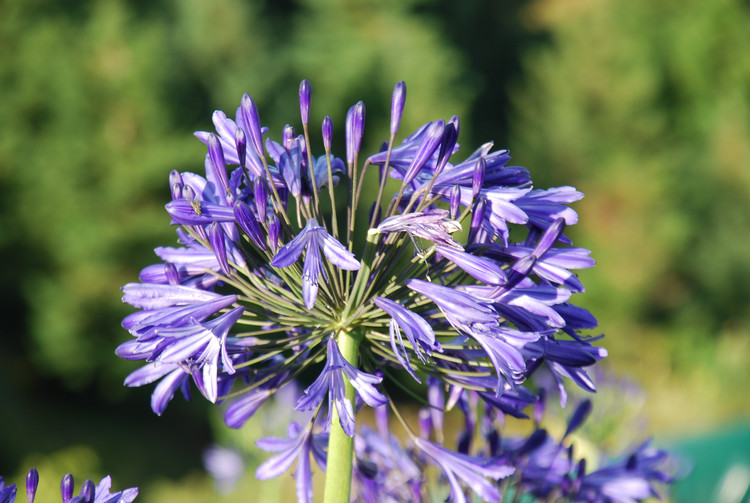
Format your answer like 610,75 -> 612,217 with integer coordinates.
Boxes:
117,79 -> 675,502
256,422 -> 328,503
203,446 -> 245,494
0,470 -> 138,503
414,437 -> 514,503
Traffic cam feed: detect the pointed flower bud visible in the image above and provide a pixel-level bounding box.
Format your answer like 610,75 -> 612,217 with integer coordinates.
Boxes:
472,157 -> 486,200
164,262 -> 180,285
61,474 -> 74,503
166,199 -> 236,225
449,185 -> 461,220
321,115 -> 333,151
207,134 -> 230,202
233,201 -> 266,250
234,127 -> 247,168
239,93 -> 264,158
268,214 -> 281,253
435,245 -> 507,286
280,148 -> 302,198
169,170 -> 183,200
468,197 -> 487,244
435,121 -> 458,177
253,177 -> 267,222
390,81 -> 406,136
26,468 -> 39,503
402,120 -> 444,186
564,399 -> 592,438
208,222 -> 230,275
299,79 -> 311,126
346,101 -> 365,164
79,479 -> 95,503
283,124 -> 296,149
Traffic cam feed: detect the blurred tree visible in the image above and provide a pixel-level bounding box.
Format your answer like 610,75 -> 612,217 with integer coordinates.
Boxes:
511,0 -> 750,428
0,0 -> 478,391
0,0 -> 482,487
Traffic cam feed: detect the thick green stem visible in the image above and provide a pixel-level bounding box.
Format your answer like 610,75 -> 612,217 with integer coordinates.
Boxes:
323,330 -> 361,503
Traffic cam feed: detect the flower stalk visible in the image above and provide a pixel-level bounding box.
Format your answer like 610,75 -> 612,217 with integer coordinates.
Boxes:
322,329 -> 361,503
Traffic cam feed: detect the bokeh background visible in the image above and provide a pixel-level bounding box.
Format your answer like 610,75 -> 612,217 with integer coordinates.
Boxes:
1,0 -> 749,501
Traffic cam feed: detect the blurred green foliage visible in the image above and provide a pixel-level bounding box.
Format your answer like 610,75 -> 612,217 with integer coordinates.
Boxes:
1,0 -> 748,499
510,0 -> 750,430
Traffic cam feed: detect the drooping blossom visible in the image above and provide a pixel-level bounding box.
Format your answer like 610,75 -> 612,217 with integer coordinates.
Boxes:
295,337 -> 387,437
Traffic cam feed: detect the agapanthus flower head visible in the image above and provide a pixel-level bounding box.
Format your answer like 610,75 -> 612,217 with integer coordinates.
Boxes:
116,79 -> 674,502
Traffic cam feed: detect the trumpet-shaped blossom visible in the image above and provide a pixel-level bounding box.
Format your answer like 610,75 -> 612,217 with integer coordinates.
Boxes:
296,338 -> 387,437
414,437 -> 514,503
271,218 -> 361,309
255,422 -> 328,503
373,296 -> 441,381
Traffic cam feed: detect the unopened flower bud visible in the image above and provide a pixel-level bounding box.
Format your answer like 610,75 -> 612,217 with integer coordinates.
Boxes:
299,79 -> 311,126
403,120 -> 444,186
449,185 -> 461,220
61,474 -> 74,503
79,479 -> 95,503
472,157 -> 486,200
235,127 -> 247,168
240,93 -> 264,158
346,101 -> 365,164
390,81 -> 406,136
322,116 -> 333,151
26,468 -> 39,503
283,124 -> 296,149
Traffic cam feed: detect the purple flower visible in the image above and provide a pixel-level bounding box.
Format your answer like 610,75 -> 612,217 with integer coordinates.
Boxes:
203,446 -> 245,495
373,297 -> 441,382
390,81 -> 406,136
402,120 -> 445,186
165,199 -> 236,226
407,279 -> 540,389
295,338 -> 387,437
435,245 -> 507,286
312,156 -> 345,189
121,283 -> 224,310
578,440 -> 673,503
373,209 -> 463,250
150,306 -> 244,402
256,422 -> 328,503
352,425 -> 422,503
224,370 -> 291,428
346,101 -> 365,164
119,305 -> 245,407
271,218 -> 361,309
299,79 -> 311,126
414,437 -> 514,503
124,362 -> 189,415
0,471 -> 138,503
